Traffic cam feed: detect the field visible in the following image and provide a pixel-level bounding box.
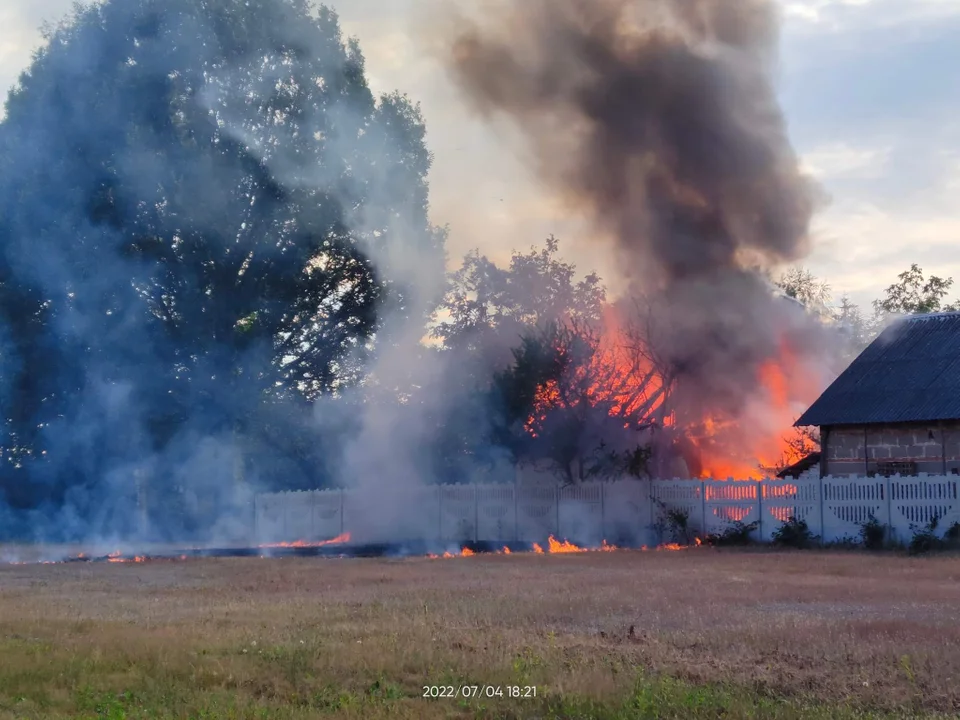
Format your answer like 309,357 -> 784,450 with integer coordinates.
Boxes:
1,548 -> 960,719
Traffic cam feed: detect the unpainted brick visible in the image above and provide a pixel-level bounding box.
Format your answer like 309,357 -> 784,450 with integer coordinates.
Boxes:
944,429 -> 960,459
826,459 -> 867,475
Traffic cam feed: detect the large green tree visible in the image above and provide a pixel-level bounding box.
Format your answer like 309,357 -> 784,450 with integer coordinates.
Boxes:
873,263 -> 959,316
421,238 -> 608,481
0,0 -> 443,528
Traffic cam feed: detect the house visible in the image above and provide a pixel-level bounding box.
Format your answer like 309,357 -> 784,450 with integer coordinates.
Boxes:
775,452 -> 821,479
795,311 -> 960,477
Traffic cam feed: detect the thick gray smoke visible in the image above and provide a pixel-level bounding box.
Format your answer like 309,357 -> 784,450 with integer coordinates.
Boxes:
445,0 -> 830,421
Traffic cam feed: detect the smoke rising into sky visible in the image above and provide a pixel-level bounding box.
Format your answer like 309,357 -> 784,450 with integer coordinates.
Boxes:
445,0 -> 830,420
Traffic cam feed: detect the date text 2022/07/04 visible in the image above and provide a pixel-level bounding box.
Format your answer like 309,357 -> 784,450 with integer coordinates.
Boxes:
423,685 -> 537,699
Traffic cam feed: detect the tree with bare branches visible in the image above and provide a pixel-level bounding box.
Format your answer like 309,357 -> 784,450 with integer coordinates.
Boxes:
492,314 -> 670,484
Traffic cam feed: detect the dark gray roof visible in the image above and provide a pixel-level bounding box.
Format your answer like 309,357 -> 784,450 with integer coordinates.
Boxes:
795,311 -> 960,427
776,452 -> 821,478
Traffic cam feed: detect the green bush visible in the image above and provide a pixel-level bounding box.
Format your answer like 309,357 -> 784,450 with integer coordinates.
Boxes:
653,500 -> 696,545
771,515 -> 818,549
706,520 -> 758,547
908,515 -> 960,555
859,514 -> 887,550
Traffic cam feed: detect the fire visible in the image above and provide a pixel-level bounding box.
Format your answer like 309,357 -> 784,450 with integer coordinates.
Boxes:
107,553 -> 146,563
427,546 -> 478,559
258,532 -> 351,549
522,304 -> 825,480
547,535 -> 586,553
419,537 -> 696,558
689,340 -> 824,479
524,307 -> 669,437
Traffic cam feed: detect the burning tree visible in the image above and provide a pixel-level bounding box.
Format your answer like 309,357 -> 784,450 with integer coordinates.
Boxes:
493,313 -> 672,484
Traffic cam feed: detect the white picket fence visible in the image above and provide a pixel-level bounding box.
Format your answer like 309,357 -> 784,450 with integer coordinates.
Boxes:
254,474 -> 960,547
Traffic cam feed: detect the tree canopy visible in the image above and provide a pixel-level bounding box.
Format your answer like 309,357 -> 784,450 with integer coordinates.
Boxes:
873,264 -> 959,316
0,0 -> 443,524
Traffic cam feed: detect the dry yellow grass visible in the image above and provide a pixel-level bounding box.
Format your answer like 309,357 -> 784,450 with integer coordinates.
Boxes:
1,548 -> 959,719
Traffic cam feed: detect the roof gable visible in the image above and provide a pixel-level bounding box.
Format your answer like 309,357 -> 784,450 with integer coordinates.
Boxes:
795,312 -> 960,427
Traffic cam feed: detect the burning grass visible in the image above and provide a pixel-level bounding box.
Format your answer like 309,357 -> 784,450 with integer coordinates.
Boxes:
1,550 -> 959,719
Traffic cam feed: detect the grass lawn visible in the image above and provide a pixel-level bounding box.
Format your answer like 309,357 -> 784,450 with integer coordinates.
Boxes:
1,548 -> 959,719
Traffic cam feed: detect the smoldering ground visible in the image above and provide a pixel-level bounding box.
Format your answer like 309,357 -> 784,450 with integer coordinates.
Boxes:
443,0 -> 837,426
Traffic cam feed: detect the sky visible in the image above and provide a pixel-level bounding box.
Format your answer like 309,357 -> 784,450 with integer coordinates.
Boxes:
1,0 -> 958,311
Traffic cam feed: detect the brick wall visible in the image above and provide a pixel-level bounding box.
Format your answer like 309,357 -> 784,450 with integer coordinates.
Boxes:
824,421 -> 960,476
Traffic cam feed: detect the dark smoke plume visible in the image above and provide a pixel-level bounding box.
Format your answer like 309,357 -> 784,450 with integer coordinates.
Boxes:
445,0 -> 827,418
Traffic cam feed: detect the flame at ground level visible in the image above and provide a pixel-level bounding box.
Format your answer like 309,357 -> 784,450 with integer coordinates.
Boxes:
425,537 -> 709,558
429,536 -> 620,558
258,532 -> 351,549
3,537 -> 712,566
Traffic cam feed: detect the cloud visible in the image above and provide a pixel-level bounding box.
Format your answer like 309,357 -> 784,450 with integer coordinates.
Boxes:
0,0 -> 958,311
801,142 -> 891,181
782,0 -> 960,30
807,186 -> 960,309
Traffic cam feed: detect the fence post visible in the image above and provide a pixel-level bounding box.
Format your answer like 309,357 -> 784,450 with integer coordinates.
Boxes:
818,474 -> 825,544
700,480 -> 707,539
885,474 -> 893,544
555,485 -> 561,538
600,483 -> 606,541
648,478 -> 655,546
514,483 -> 519,542
756,481 -> 763,542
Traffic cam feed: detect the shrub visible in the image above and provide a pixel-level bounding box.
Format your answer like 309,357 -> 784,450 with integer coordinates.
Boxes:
908,515 -> 960,555
908,516 -> 941,556
706,520 -> 758,547
946,521 -> 960,543
859,514 -> 887,550
653,500 -> 695,545
771,515 -> 818,549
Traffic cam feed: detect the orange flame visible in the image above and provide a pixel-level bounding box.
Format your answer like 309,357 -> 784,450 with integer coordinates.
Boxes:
524,307 -> 668,437
428,546 -> 478,559
546,535 -> 587,553
523,305 -> 826,481
258,532 -> 351,549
